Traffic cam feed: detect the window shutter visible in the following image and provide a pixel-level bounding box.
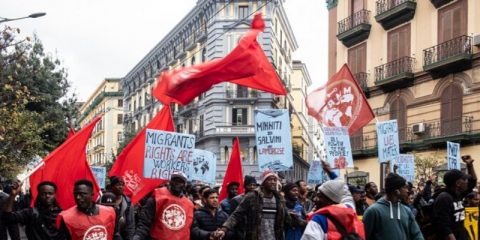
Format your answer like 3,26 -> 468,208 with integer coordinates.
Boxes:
242,108 -> 248,125
232,109 -> 237,125
452,7 -> 463,38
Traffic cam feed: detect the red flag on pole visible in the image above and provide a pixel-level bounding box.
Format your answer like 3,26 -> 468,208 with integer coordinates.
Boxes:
29,116 -> 102,210
219,137 -> 244,202
108,105 -> 175,204
152,13 -> 286,105
306,64 -> 375,135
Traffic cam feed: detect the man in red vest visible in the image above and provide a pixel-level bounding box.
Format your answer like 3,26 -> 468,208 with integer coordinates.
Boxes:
133,171 -> 194,240
56,179 -> 116,240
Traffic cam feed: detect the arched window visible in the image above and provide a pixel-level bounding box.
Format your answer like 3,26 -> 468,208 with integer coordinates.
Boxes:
191,56 -> 196,66
390,97 -> 407,142
202,48 -> 206,62
441,84 -> 463,135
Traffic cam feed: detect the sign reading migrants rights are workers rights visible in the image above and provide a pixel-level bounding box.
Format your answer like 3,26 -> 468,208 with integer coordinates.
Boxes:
255,109 -> 293,172
143,129 -> 195,180
376,120 -> 400,163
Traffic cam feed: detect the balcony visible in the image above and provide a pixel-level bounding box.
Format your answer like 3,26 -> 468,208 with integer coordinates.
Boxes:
430,0 -> 454,8
353,72 -> 369,95
196,25 -> 208,43
178,102 -> 198,116
423,35 -> 473,74
337,10 -> 371,47
215,125 -> 255,136
375,0 -> 416,30
225,89 -> 258,104
374,56 -> 414,90
185,35 -> 196,51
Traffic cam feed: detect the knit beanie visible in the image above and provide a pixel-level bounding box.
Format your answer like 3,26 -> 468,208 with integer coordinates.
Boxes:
261,170 -> 278,185
385,173 -> 406,193
318,180 -> 345,204
282,182 -> 298,194
244,175 -> 258,187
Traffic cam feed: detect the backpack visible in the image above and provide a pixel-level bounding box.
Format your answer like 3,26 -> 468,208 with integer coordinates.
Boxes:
325,214 -> 363,240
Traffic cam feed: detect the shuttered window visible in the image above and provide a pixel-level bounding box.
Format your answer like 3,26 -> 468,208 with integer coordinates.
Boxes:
390,97 -> 407,142
351,0 -> 364,14
387,24 -> 411,62
348,43 -> 367,74
438,0 -> 467,43
350,128 -> 364,150
232,108 -> 248,126
441,84 -> 463,135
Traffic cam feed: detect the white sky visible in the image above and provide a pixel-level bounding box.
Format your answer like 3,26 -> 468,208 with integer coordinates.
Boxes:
1,0 -> 328,101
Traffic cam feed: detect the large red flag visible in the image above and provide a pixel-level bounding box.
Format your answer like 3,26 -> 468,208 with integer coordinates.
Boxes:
153,13 -> 286,105
219,137 -> 244,202
109,105 -> 175,204
306,64 -> 375,135
29,116 -> 102,210
66,127 -> 75,139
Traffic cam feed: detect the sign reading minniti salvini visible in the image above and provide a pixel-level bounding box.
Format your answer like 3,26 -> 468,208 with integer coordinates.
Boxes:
143,129 -> 195,180
255,109 -> 293,172
376,120 -> 400,163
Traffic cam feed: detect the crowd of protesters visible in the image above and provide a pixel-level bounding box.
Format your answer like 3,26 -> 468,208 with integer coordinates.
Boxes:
0,155 -> 478,240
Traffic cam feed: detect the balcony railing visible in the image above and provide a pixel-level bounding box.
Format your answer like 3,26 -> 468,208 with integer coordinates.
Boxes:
423,35 -> 473,71
375,0 -> 417,30
225,90 -> 258,99
375,56 -> 414,84
376,0 -> 414,15
353,72 -> 369,93
216,125 -> 255,134
407,116 -> 474,141
338,10 -> 370,34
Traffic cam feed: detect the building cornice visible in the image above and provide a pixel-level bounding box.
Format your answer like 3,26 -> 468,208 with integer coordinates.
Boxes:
326,0 -> 338,10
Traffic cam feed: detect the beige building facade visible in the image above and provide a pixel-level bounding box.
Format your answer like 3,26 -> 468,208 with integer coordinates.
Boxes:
327,0 -> 480,186
79,78 -> 124,166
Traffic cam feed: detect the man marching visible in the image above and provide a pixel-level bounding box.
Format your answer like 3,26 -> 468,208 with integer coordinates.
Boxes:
57,179 -> 116,240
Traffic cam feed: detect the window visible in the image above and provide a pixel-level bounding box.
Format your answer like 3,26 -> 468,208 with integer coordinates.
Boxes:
389,97 -> 407,142
188,119 -> 194,134
438,0 -> 467,43
191,56 -> 196,66
117,114 -> 123,124
441,84 -> 463,136
117,132 -> 123,142
350,128 -> 363,150
348,43 -> 367,74
118,99 -> 123,108
237,86 -> 248,98
202,48 -> 206,62
350,0 -> 364,14
388,24 -> 411,62
238,6 -> 249,19
232,108 -> 247,126
199,115 -> 204,135
177,124 -> 183,133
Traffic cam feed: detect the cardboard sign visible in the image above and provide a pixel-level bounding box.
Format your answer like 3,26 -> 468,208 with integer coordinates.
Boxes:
395,154 -> 415,182
143,129 -> 195,180
377,120 -> 400,163
255,109 -> 293,171
447,141 -> 461,170
91,166 -> 106,189
190,149 -> 216,185
323,127 -> 353,169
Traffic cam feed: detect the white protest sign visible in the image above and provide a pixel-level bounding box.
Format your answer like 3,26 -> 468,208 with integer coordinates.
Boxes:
307,160 -> 323,185
447,141 -> 461,170
143,129 -> 195,180
376,120 -> 400,163
395,154 -> 415,182
323,127 -> 353,169
91,166 -> 106,189
190,149 -> 216,185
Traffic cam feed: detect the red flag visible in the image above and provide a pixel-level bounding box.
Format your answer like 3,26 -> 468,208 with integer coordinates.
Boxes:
219,137 -> 244,202
109,105 -> 175,204
306,64 -> 375,135
29,116 -> 102,210
66,127 -> 75,140
153,13 -> 286,105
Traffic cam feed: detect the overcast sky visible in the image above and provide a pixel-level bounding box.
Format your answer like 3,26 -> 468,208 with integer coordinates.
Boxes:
1,0 -> 328,101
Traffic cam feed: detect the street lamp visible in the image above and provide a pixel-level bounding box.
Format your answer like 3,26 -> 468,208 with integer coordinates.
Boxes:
0,12 -> 46,24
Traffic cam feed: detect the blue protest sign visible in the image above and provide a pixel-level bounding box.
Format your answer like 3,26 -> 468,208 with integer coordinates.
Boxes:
255,109 -> 293,171
307,160 -> 323,185
143,129 -> 195,180
447,141 -> 461,170
91,166 -> 106,189
395,154 -> 415,182
190,149 -> 217,185
376,120 -> 400,163
323,127 -> 353,169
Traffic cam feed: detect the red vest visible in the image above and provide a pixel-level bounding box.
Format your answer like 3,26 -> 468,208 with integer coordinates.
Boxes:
58,205 -> 116,240
308,205 -> 365,240
149,187 -> 194,239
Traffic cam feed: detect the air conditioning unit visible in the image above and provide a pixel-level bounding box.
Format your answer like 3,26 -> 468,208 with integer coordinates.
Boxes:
412,123 -> 426,134
473,34 -> 480,47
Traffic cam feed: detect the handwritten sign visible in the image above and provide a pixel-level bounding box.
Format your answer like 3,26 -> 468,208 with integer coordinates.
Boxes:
307,160 -> 323,185
190,149 -> 216,185
395,154 -> 415,182
143,129 -> 195,180
255,109 -> 293,171
447,141 -> 461,170
323,127 -> 353,169
376,120 -> 400,163
91,166 -> 106,189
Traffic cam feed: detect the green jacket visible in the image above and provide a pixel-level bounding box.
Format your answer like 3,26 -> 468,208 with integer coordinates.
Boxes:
222,188 -> 289,240
363,198 -> 424,240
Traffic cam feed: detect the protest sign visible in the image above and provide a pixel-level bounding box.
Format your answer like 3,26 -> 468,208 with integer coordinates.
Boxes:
143,129 -> 195,180
395,154 -> 415,182
307,160 -> 323,185
323,127 -> 353,169
91,166 -> 106,189
190,149 -> 217,185
377,120 -> 400,163
255,109 -> 293,171
447,141 -> 461,170
465,207 -> 478,240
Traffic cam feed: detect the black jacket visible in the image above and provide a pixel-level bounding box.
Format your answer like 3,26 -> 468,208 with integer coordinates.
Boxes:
191,207 -> 233,240
3,205 -> 62,240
